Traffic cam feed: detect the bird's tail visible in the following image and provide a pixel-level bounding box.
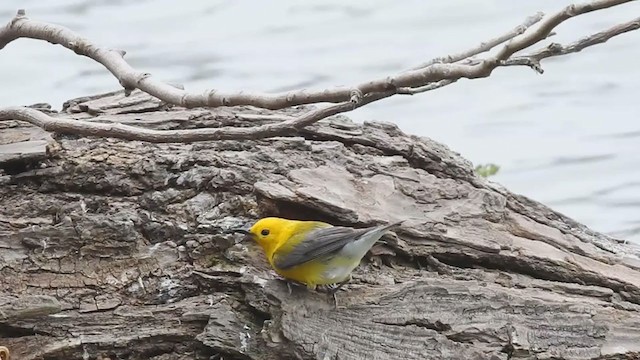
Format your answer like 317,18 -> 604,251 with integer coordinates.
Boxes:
376,219 -> 404,233
341,220 -> 405,259
369,220 -> 404,246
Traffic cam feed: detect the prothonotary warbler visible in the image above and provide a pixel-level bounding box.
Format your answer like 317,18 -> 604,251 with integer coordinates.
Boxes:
238,217 -> 403,294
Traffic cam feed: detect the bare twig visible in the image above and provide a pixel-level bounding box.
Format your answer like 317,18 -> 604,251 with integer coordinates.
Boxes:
501,58 -> 544,74
396,80 -> 457,95
1,1 -> 633,110
407,12 -> 544,71
0,0 -> 638,143
395,16 -> 551,96
492,0 -> 633,61
504,16 -> 640,69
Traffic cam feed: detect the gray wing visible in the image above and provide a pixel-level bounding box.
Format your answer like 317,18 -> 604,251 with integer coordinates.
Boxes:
273,226 -> 370,270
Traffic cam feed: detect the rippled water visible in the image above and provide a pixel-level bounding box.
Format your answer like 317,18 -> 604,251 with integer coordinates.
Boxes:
1,0 -> 639,243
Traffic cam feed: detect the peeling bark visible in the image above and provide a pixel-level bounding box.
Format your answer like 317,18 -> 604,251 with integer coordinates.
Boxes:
1,90 -> 639,360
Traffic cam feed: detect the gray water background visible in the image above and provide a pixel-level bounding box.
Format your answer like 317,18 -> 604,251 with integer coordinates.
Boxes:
1,1 -> 639,243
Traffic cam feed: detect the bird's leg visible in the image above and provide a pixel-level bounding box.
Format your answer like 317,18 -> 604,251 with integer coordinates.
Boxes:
328,276 -> 351,295
315,276 -> 352,293
326,276 -> 352,308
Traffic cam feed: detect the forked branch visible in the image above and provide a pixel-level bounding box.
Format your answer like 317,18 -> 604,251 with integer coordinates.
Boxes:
0,0 -> 638,143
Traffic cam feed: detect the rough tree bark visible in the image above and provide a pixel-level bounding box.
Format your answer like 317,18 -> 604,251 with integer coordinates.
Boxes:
1,90 -> 640,360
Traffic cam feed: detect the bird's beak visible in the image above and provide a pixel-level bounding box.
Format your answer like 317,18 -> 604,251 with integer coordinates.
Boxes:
225,227 -> 255,242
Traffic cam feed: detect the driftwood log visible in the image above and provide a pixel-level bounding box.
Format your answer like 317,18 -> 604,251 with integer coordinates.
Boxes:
1,91 -> 640,360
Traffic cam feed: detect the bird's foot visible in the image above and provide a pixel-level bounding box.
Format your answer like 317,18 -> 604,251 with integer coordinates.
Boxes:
328,277 -> 351,294
280,278 -> 352,308
316,277 -> 351,308
316,278 -> 350,293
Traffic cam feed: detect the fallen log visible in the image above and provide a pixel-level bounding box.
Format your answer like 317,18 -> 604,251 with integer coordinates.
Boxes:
1,90 -> 639,360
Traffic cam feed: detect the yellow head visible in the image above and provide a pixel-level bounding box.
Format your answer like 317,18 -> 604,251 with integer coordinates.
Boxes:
248,217 -> 290,255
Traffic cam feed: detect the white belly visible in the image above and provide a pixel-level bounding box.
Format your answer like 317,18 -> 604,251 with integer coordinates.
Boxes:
321,261 -> 359,284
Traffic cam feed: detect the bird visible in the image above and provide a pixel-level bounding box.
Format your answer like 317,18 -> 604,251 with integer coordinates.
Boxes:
237,217 -> 403,302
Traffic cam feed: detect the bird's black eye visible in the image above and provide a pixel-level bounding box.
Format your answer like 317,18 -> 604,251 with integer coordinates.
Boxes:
261,229 -> 270,236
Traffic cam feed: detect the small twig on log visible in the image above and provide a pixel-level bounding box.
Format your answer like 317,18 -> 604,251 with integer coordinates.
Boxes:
0,101 -> 347,143
0,91 -> 398,143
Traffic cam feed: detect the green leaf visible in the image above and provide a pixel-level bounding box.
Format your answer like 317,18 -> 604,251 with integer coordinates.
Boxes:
474,163 -> 500,178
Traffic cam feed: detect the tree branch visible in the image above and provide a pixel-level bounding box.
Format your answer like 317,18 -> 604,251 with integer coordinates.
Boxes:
0,8 -> 539,110
3,1 -> 631,110
0,0 -> 638,143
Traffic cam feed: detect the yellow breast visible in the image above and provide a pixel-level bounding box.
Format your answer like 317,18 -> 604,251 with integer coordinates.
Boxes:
270,255 -> 359,289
